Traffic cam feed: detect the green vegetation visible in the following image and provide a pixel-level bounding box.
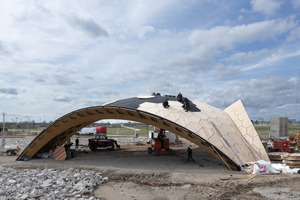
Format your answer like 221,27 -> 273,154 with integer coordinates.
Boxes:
255,124 -> 300,137
254,125 -> 270,137
288,124 -> 300,135
107,124 -> 154,137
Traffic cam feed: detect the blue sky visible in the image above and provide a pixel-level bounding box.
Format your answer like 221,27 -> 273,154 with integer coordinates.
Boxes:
0,0 -> 299,123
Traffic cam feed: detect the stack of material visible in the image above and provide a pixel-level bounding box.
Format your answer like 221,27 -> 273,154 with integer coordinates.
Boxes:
268,152 -> 288,161
53,146 -> 66,160
283,153 -> 300,168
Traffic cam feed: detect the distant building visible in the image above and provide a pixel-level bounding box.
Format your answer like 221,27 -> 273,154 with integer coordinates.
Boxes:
270,117 -> 288,138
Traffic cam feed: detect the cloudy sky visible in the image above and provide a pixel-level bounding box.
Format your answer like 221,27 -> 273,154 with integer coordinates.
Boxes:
0,0 -> 300,123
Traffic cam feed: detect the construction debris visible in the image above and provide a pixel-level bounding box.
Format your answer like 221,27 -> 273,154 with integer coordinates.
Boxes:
252,160 -> 280,174
0,166 -> 106,199
251,160 -> 300,175
53,146 -> 66,160
283,153 -> 300,168
268,152 -> 289,161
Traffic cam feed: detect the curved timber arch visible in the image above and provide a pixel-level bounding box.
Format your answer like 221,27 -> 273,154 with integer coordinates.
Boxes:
17,95 -> 269,170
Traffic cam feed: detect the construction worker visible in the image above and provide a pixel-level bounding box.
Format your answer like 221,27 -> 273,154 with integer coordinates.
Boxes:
163,98 -> 170,108
177,92 -> 183,103
158,129 -> 165,149
75,138 -> 79,151
90,141 -> 97,153
182,97 -> 190,112
186,147 -> 195,162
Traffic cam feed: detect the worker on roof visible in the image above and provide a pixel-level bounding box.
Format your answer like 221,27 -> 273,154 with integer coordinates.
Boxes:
177,92 -> 183,103
163,98 -> 170,108
182,97 -> 190,112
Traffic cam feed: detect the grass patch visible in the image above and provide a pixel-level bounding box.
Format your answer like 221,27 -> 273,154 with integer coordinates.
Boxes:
107,126 -> 152,137
255,125 -> 300,137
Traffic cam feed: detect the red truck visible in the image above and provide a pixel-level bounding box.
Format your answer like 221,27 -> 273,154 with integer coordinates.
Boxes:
88,127 -> 120,152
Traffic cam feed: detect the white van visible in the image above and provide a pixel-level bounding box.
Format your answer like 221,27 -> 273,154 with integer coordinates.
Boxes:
76,127 -> 96,135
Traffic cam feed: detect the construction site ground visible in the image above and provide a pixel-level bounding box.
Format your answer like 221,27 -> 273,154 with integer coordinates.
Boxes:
1,142 -> 300,200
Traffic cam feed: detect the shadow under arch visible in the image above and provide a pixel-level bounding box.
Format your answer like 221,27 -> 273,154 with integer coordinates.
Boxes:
17,96 -> 244,170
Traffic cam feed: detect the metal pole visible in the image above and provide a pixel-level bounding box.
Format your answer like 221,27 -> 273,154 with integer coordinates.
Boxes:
2,112 -> 5,150
146,124 -> 149,141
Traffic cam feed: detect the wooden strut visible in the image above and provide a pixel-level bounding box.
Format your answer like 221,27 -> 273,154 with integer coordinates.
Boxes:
211,145 -> 232,171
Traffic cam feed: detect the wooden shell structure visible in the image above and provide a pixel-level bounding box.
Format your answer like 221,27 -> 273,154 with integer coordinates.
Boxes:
17,96 -> 269,170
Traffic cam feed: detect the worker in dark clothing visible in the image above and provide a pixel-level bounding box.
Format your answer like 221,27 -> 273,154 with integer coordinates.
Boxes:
177,92 -> 183,103
75,138 -> 79,151
90,141 -> 97,153
186,147 -> 195,162
182,97 -> 190,112
158,129 -> 165,149
163,98 -> 170,108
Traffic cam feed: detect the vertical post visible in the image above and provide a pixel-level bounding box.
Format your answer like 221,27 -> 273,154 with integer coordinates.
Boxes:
15,117 -> 18,137
146,124 -> 148,136
11,119 -> 16,136
2,112 -> 5,150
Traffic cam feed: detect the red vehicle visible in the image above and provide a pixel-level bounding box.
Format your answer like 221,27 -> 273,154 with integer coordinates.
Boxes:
88,132 -> 120,152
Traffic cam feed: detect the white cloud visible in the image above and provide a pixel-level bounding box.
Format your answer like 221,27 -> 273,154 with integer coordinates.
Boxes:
137,26 -> 155,39
54,96 -> 72,102
287,27 -> 300,42
205,76 -> 299,119
188,19 -> 294,49
66,14 -> 109,38
0,41 -> 12,56
0,88 -> 18,95
0,1 -> 299,122
251,0 -> 282,16
224,49 -> 275,63
169,46 -> 219,71
209,65 -> 241,80
170,19 -> 295,71
243,48 -> 300,71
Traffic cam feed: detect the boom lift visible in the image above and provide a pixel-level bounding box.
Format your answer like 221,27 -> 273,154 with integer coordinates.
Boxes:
148,129 -> 172,156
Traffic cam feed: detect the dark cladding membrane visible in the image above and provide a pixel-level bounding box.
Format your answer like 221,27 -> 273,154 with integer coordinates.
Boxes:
106,96 -> 201,112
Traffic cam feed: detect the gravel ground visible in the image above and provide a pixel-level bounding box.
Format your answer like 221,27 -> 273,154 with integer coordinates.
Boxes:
0,166 -> 106,200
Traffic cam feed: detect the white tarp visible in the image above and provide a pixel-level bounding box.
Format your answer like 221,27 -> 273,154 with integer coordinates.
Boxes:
252,160 -> 300,174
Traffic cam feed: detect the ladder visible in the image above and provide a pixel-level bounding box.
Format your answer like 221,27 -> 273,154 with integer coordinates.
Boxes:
210,121 -> 246,170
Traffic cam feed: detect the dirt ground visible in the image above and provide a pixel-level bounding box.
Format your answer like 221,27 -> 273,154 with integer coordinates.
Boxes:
1,142 -> 300,200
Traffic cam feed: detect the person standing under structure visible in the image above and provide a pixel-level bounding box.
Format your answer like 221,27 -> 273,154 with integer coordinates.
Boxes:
75,138 -> 79,151
186,147 -> 195,162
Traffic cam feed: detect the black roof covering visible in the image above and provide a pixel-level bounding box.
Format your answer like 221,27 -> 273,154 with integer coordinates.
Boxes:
106,95 -> 201,112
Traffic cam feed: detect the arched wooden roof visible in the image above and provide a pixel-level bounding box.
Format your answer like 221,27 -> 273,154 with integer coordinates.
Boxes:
17,95 -> 269,170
